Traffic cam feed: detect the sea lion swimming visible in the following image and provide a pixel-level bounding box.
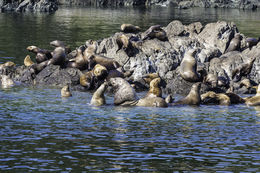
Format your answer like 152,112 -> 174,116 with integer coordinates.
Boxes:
120,24 -> 141,33
24,55 -> 34,67
26,45 -> 52,63
173,82 -> 201,105
224,33 -> 242,53
180,49 -> 200,82
244,84 -> 260,106
61,85 -> 72,97
90,82 -> 108,106
0,75 -> 14,88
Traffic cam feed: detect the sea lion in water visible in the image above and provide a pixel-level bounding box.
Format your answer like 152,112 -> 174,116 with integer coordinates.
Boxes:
173,82 -> 201,105
24,55 -> 34,67
90,82 -> 108,106
0,75 -> 14,88
244,84 -> 260,106
201,91 -> 231,105
136,97 -> 168,107
120,24 -> 141,33
180,49 -> 200,82
61,85 -> 72,97
142,25 -> 167,41
108,77 -> 139,106
145,77 -> 162,98
26,45 -> 52,63
224,33 -> 242,53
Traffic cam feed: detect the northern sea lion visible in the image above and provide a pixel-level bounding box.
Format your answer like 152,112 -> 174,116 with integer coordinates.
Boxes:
225,92 -> 245,104
26,45 -> 52,63
0,61 -> 15,69
61,85 -> 72,97
246,37 -> 259,49
67,46 -> 88,70
116,34 -> 136,55
88,54 -> 120,71
142,25 -> 167,41
80,64 -> 108,89
180,49 -> 200,82
173,82 -> 201,105
244,84 -> 260,106
108,77 -> 139,106
24,55 -> 34,67
50,40 -> 71,54
224,33 -> 242,53
0,75 -> 14,88
121,24 -> 141,33
105,69 -> 133,81
231,57 -> 256,82
204,73 -> 218,88
29,60 -> 49,74
136,97 -> 168,107
142,73 -> 159,84
145,77 -> 162,98
90,82 -> 108,106
47,46 -> 66,67
201,91 -> 231,105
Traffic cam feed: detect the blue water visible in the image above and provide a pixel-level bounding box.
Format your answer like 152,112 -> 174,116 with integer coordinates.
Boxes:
0,6 -> 260,172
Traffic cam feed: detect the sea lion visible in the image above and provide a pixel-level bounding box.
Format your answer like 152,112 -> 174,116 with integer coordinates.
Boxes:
0,75 -> 14,88
116,34 -> 135,54
26,45 -> 52,63
204,73 -> 218,88
84,40 -> 97,57
136,97 -> 168,107
88,54 -> 120,71
24,55 -> 34,67
106,69 -> 133,81
80,64 -> 108,89
201,91 -> 231,105
173,82 -> 201,105
231,57 -> 256,82
108,77 -> 139,106
90,82 -> 108,106
47,46 -> 66,67
239,78 -> 252,89
225,92 -> 245,104
180,49 -> 200,82
61,85 -> 72,97
29,60 -> 49,74
142,25 -> 167,41
224,33 -> 242,53
142,73 -> 159,84
145,77 -> 162,98
67,46 -> 88,70
246,37 -> 259,49
244,84 -> 260,106
0,61 -> 16,69
120,24 -> 141,33
50,40 -> 71,55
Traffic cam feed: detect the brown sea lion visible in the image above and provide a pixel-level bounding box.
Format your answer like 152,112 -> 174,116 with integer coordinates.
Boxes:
29,60 -> 49,74
88,54 -> 120,71
142,73 -> 159,85
145,77 -> 162,98
246,37 -> 259,49
90,82 -> 108,106
0,75 -> 14,88
24,55 -> 34,67
84,40 -> 97,57
231,57 -> 256,81
180,49 -> 200,82
108,77 -> 139,106
136,97 -> 168,107
224,33 -> 242,53
173,82 -> 201,105
244,84 -> 260,106
204,73 -> 218,88
116,34 -> 134,53
142,25 -> 167,41
225,92 -> 245,104
67,46 -> 88,70
47,46 -> 66,67
121,24 -> 141,33
26,45 -> 52,63
201,91 -> 231,105
80,64 -> 108,89
61,85 -> 72,97
0,61 -> 16,69
50,40 -> 71,54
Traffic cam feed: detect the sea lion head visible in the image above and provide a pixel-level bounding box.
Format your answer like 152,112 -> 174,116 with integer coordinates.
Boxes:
26,45 -> 38,52
61,85 -> 72,97
93,64 -> 108,79
150,77 -> 161,88
50,40 -> 65,48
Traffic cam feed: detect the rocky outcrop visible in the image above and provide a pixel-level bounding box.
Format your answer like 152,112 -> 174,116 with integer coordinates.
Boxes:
57,0 -> 259,10
1,20 -> 259,96
0,0 -> 58,12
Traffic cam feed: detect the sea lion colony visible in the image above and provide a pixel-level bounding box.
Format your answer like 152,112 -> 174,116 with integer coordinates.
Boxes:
0,22 -> 260,107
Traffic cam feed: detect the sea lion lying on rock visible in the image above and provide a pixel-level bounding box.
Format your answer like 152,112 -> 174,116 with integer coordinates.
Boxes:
120,24 -> 141,33
173,82 -> 201,105
142,25 -> 167,41
224,33 -> 242,53
26,45 -> 52,63
0,61 -> 15,69
67,46 -> 88,70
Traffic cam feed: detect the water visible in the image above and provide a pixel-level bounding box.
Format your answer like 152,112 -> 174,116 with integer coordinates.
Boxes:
0,6 -> 260,172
